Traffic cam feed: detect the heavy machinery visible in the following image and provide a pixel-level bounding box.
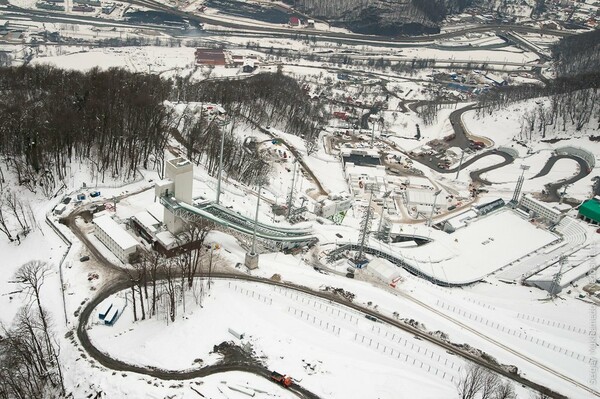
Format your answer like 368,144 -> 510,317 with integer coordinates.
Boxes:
270,371 -> 293,387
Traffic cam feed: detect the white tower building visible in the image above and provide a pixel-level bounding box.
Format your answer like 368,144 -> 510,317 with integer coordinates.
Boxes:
155,157 -> 194,234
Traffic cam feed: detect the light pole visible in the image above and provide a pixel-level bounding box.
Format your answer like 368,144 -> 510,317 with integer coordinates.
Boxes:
245,171 -> 265,270
250,181 -> 262,256
215,119 -> 231,205
370,117 -> 375,148
427,189 -> 442,227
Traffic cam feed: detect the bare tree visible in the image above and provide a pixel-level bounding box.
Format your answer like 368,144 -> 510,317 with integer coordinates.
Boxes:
4,190 -> 28,232
163,259 -> 178,323
481,371 -> 501,399
0,200 -> 14,241
530,393 -> 551,399
494,381 -> 516,399
13,261 -> 64,396
456,364 -> 486,399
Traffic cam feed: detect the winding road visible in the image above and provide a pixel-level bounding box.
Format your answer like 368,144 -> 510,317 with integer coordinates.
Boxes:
533,154 -> 591,204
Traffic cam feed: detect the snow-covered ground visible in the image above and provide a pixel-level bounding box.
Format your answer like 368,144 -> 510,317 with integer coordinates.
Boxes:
88,279 -> 461,399
1,12 -> 599,399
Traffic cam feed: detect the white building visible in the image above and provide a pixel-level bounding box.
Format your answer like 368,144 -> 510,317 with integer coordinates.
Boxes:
315,193 -> 353,218
519,194 -> 563,224
367,258 -> 402,283
131,209 -> 163,243
94,214 -> 138,263
155,157 -> 194,234
344,163 -> 387,195
405,189 -> 437,207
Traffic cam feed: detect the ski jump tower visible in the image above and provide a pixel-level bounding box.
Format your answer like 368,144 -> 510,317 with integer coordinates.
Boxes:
155,157 -> 193,234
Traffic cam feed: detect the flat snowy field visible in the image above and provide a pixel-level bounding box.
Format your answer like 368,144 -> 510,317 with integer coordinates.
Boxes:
88,279 -> 460,399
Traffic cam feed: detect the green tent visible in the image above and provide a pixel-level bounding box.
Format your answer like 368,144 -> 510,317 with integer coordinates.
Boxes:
579,199 -> 600,223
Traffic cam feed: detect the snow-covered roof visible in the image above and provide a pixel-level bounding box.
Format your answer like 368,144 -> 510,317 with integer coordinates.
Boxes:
147,202 -> 165,222
133,210 -> 161,233
367,258 -> 401,282
405,189 -> 437,205
485,73 -> 505,84
552,203 -> 572,212
375,209 -> 559,285
444,210 -> 478,230
156,230 -> 177,248
345,164 -> 387,178
340,147 -> 380,157
522,194 -> 562,217
94,215 -> 138,251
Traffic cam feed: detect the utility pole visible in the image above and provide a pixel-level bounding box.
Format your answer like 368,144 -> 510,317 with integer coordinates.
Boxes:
560,184 -> 571,204
377,191 -> 391,241
251,183 -> 262,255
245,179 -> 263,270
215,126 -> 226,205
370,118 -> 375,148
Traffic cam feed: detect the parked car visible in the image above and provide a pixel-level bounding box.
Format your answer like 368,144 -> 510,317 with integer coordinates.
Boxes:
62,197 -> 71,205
80,256 -> 90,262
90,191 -> 101,198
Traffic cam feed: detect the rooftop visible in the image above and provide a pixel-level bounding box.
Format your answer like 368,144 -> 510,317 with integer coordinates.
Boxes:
133,210 -> 161,233
579,198 -> 600,222
94,215 -> 139,251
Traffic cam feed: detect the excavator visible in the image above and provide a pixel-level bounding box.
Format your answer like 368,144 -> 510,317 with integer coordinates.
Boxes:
270,371 -> 293,387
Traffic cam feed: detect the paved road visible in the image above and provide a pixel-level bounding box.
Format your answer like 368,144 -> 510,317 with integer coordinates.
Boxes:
534,154 -> 592,204
469,151 -> 515,184
128,0 -> 573,45
15,0 -> 571,47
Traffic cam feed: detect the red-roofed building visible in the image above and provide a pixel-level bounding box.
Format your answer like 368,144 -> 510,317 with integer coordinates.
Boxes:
289,16 -> 300,26
195,48 -> 226,66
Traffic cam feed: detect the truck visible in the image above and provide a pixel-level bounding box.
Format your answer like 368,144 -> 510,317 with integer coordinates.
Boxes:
270,371 -> 293,387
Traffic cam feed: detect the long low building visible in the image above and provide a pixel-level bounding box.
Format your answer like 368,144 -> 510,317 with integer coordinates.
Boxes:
94,214 -> 139,263
519,194 -> 563,224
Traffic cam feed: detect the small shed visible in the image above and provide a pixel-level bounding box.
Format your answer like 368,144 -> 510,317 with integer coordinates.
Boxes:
367,258 -> 401,283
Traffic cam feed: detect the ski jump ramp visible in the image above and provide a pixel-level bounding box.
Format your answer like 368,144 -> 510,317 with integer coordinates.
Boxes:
160,195 -> 317,249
